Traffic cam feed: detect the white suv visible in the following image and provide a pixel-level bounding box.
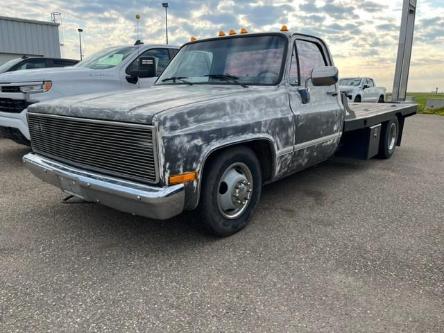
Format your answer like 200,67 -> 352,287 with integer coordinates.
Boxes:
339,77 -> 386,103
0,43 -> 179,144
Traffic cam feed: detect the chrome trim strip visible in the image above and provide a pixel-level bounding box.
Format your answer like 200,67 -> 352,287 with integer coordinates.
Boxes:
27,112 -> 155,129
277,132 -> 342,157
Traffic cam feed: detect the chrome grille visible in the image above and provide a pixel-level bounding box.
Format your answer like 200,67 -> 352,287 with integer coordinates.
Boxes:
28,113 -> 158,184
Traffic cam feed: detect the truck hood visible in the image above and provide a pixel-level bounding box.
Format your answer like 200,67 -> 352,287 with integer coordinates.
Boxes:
0,66 -> 110,83
27,85 -> 258,124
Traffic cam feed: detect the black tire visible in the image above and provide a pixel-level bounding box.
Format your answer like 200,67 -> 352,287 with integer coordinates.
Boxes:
354,95 -> 361,103
197,146 -> 262,237
378,95 -> 385,103
378,118 -> 399,159
0,128 -> 30,146
10,133 -> 31,146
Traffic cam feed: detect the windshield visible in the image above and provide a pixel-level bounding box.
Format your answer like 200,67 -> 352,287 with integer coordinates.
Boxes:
158,35 -> 287,86
76,46 -> 135,69
0,58 -> 22,73
339,78 -> 362,87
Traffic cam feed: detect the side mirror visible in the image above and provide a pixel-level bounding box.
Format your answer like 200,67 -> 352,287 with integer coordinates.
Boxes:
138,56 -> 157,78
311,66 -> 338,86
128,56 -> 157,80
126,75 -> 138,84
363,84 -> 370,89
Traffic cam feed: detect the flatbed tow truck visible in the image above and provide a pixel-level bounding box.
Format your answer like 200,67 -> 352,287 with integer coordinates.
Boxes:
23,28 -> 417,236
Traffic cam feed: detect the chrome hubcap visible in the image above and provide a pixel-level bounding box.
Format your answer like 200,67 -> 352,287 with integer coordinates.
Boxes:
388,122 -> 397,151
217,162 -> 253,219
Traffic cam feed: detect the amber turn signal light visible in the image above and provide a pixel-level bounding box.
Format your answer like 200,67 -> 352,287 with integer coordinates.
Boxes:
169,172 -> 198,185
280,25 -> 289,32
43,81 -> 53,92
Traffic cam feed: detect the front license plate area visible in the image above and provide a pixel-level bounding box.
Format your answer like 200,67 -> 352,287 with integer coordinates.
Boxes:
59,176 -> 85,199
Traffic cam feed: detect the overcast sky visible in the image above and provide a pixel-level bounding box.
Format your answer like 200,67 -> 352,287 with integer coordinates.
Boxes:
4,0 -> 444,92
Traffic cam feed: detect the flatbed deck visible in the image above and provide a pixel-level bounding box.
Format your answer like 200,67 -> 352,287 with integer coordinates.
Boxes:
344,102 -> 417,132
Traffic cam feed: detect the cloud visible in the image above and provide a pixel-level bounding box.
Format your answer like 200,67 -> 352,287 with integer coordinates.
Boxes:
1,0 -> 443,92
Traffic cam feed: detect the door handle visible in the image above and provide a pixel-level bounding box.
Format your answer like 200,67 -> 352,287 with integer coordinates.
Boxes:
297,88 -> 310,104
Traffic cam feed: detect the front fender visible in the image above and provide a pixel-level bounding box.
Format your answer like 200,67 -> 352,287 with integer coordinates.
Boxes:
154,87 -> 294,210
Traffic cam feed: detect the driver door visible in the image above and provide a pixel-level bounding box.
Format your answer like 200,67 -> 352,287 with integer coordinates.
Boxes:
362,78 -> 373,102
287,36 -> 343,171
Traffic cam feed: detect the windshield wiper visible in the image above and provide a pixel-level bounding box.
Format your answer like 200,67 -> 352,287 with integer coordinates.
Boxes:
205,74 -> 248,88
161,76 -> 193,85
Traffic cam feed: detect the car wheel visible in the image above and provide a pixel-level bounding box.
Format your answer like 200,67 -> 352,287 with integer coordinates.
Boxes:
197,146 -> 262,237
354,95 -> 361,103
0,128 -> 30,146
379,118 -> 399,159
378,95 -> 384,103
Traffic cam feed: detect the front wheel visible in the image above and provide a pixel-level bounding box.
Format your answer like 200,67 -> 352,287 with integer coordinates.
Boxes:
354,95 -> 361,103
197,147 -> 262,237
378,118 -> 399,159
378,95 -> 385,103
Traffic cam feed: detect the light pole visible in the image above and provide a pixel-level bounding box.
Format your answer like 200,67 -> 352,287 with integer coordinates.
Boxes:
162,2 -> 169,44
77,28 -> 83,61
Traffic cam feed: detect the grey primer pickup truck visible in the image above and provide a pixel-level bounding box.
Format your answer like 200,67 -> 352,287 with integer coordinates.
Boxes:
23,31 -> 417,237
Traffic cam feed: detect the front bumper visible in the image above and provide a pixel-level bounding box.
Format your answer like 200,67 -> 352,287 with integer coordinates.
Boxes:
0,109 -> 30,139
23,153 -> 185,220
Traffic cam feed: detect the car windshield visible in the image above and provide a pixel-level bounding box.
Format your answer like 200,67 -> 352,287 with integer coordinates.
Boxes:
158,35 -> 287,86
0,58 -> 22,73
76,46 -> 135,69
339,78 -> 362,86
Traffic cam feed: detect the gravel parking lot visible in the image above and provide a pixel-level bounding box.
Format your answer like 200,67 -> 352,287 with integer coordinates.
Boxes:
0,114 -> 443,332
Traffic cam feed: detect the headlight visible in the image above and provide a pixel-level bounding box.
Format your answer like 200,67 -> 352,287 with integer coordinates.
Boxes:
20,81 -> 52,93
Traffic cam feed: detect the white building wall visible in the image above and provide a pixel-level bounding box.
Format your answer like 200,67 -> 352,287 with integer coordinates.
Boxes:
0,16 -> 60,63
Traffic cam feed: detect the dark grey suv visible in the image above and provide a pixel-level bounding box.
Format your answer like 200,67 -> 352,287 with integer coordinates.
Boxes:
0,57 -> 78,74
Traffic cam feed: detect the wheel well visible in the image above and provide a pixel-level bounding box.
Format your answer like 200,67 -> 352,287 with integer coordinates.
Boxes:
202,140 -> 274,183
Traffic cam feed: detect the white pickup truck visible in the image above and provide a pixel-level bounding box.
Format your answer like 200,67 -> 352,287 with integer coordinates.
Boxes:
0,43 -> 178,144
339,77 -> 386,103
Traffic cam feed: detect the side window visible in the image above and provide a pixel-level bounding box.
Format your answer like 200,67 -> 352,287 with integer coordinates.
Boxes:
368,79 -> 375,87
296,40 -> 327,84
288,44 -> 299,85
126,48 -> 171,76
169,49 -> 179,59
51,59 -> 75,67
17,58 -> 47,70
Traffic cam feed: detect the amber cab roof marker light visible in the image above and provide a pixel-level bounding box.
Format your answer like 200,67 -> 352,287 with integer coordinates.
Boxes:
280,24 -> 289,32
228,29 -> 237,35
190,36 -> 197,42
240,28 -> 248,34
218,31 -> 226,37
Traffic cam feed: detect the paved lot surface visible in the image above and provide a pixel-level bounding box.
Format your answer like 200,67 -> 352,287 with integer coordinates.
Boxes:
0,114 -> 443,332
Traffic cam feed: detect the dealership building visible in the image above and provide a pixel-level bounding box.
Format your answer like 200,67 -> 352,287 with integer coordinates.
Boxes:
0,16 -> 61,65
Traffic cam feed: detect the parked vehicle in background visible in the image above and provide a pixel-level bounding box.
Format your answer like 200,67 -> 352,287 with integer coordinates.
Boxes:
0,43 -> 179,145
23,30 -> 416,237
0,57 -> 78,74
339,77 -> 386,103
